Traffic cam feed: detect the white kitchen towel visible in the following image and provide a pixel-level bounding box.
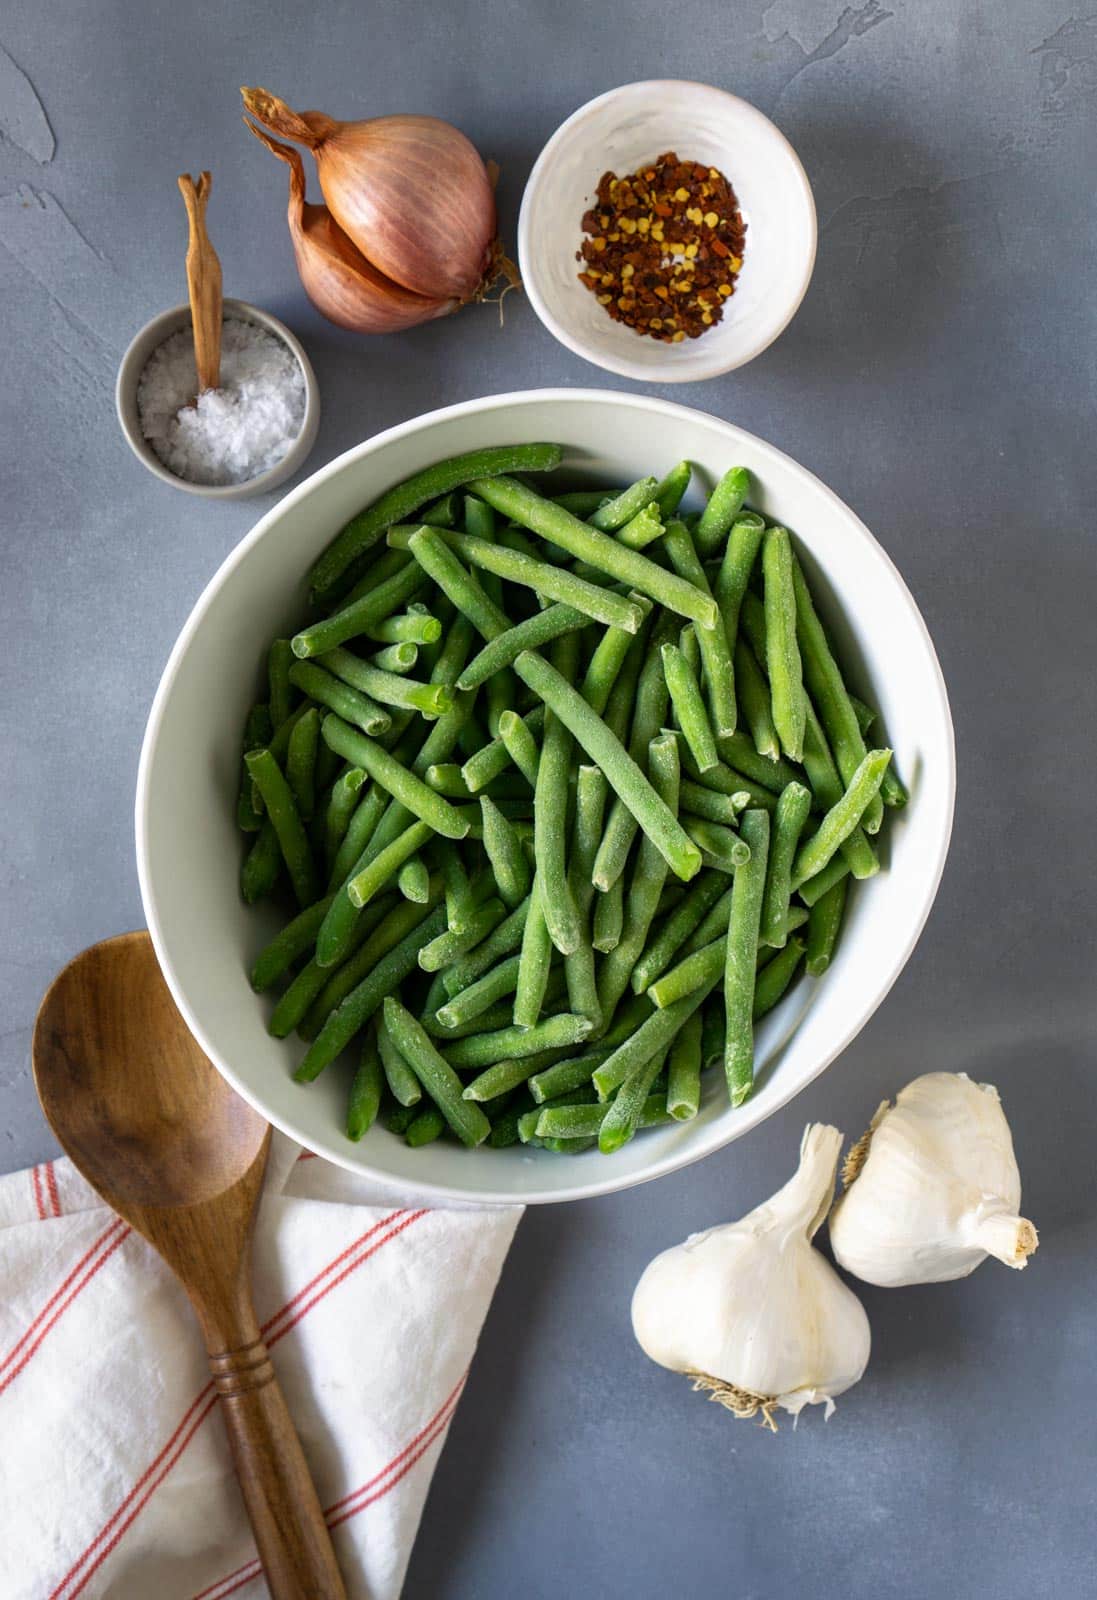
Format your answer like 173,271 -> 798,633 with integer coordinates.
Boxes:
0,1135 -> 521,1599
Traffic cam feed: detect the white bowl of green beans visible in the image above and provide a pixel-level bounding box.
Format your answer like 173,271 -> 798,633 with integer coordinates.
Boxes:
136,390 -> 954,1205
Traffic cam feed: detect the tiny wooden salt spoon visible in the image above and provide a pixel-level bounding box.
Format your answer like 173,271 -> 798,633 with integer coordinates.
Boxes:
178,170 -> 223,394
33,932 -> 346,1599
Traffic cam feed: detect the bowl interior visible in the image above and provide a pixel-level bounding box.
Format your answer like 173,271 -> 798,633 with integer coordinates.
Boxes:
519,82 -> 816,383
137,390 -> 953,1205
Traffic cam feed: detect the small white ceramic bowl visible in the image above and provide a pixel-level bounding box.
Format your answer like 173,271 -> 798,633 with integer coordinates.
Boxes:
137,390 -> 954,1206
116,298 -> 321,500
519,81 -> 816,383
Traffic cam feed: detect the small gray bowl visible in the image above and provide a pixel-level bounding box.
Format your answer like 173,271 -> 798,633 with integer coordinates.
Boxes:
115,298 -> 321,500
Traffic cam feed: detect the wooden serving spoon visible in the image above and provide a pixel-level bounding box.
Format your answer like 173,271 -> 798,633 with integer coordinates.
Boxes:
178,170 -> 223,393
32,931 -> 346,1599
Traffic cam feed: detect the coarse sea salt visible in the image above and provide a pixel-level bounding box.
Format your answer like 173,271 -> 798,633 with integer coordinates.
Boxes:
137,317 -> 306,487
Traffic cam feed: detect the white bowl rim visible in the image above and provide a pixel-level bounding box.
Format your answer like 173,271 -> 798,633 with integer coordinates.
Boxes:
136,387 -> 955,1206
518,80 -> 818,383
115,297 -> 321,500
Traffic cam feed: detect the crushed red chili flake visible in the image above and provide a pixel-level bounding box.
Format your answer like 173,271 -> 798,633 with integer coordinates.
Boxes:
576,152 -> 747,342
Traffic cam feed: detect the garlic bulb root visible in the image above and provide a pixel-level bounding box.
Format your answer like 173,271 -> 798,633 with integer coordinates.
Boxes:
829,1072 -> 1038,1288
631,1124 -> 871,1427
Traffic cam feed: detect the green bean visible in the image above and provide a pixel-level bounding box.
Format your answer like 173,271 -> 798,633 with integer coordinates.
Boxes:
513,876 -> 554,1027
406,527 -> 508,641
250,895 -> 333,993
531,633 -> 582,955
382,992 -> 489,1145
364,607 -> 442,646
270,896 -> 397,1039
880,763 -> 909,809
286,705 -> 321,822
293,561 -> 428,658
526,996 -> 654,1100
443,1012 -> 594,1070
592,875 -> 625,953
425,998 -> 516,1039
316,647 -> 452,717
761,527 -> 806,761
405,1106 -> 446,1147
434,954 -> 521,1030
340,548 -> 413,609
241,820 -> 281,903
806,877 -> 847,977
647,936 -> 724,1010
754,936 -> 806,1020
419,898 -> 506,972
654,461 -> 692,519
684,816 -> 751,872
675,778 -> 747,825
469,476 -> 718,626
309,443 -> 564,596
800,698 -> 879,880
714,509 -> 766,667
536,1093 -> 671,1143
694,465 -> 751,558
288,660 -> 391,739
480,797 -> 532,909
760,781 -> 813,948
347,819 -> 432,908
849,694 -> 876,736
324,767 -> 366,873
793,749 -> 891,886
302,892 -> 440,1039
553,489 -> 614,516
268,639 -> 296,729
346,1024 -> 385,1140
441,894 -> 530,995
630,869 -> 727,994
598,733 -> 679,1026
593,975 -> 718,1100
390,524 -> 646,633
733,637 -> 779,762
666,1010 -> 703,1120
295,903 -> 447,1082
683,756 -> 778,814
712,731 -> 800,794
797,854 -> 852,908
681,884 -> 734,957
245,748 -> 317,908
679,623 -> 701,678
422,491 -> 463,528
377,1007 -> 425,1107
487,1096 -> 532,1148
662,519 -> 737,736
369,642 -> 418,674
462,1055 -> 546,1103
461,705 -> 544,792
320,716 -> 470,839
237,703 -> 273,832
790,553 -> 883,834
329,781 -> 389,888
396,854 -> 431,904
661,642 -> 718,772
496,709 -> 541,786
385,1103 -> 419,1136
587,475 -> 660,530
614,502 -> 665,550
579,598 -> 650,714
724,808 -> 770,1106
457,604 -> 591,690
598,1048 -> 668,1153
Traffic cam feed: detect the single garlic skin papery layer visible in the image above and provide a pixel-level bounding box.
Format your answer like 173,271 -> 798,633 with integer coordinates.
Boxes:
829,1072 -> 1038,1288
631,1124 -> 870,1427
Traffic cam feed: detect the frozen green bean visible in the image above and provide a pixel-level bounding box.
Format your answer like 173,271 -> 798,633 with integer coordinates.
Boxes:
588,475 -> 660,530
806,877 -> 847,976
496,709 -> 541,787
457,603 -> 591,690
346,1025 -> 385,1141
480,797 -> 531,908
377,1010 -> 423,1106
754,936 -> 806,1020
762,527 -> 806,761
666,1010 -> 703,1121
724,808 -> 770,1106
662,519 -> 737,736
442,894 -> 530,995
662,641 -> 718,772
293,561 -> 428,658
654,461 -> 692,519
462,705 -> 545,792
592,875 -> 625,953
324,767 -> 366,873
513,876 -> 554,1027
321,716 -> 470,839
383,998 -> 491,1146
317,647 -> 452,717
245,748 -> 317,908
443,1012 -> 594,1070
630,869 -> 727,994
792,749 -> 891,886
268,639 -> 296,729
759,781 -> 813,948
396,854 -> 431,904
694,465 -> 751,559
684,816 -> 751,872
288,660 -> 392,738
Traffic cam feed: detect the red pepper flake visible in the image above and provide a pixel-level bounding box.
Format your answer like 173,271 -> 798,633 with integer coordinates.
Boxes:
576,151 -> 746,342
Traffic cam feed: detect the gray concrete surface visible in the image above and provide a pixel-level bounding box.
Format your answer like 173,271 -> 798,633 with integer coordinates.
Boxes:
2,2 -> 1095,1595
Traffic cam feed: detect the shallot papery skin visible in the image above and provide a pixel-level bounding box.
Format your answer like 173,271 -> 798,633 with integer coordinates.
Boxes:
243,88 -> 497,305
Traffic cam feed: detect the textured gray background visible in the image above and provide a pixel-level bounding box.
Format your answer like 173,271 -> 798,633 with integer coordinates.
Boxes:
2,1 -> 1095,1595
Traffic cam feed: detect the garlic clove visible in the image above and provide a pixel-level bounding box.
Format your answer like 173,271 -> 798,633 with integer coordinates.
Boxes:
829,1072 -> 1039,1288
632,1125 -> 871,1427
246,122 -> 455,334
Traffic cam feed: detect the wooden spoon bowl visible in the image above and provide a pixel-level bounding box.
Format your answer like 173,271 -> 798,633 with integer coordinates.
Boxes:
33,931 -> 346,1599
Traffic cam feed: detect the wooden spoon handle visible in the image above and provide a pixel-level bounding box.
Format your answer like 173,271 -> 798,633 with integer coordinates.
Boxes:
178,170 -> 223,392
208,1335 -> 347,1598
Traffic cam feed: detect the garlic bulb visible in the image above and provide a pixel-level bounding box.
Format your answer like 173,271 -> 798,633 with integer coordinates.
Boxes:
631,1125 -> 870,1427
829,1072 -> 1038,1287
